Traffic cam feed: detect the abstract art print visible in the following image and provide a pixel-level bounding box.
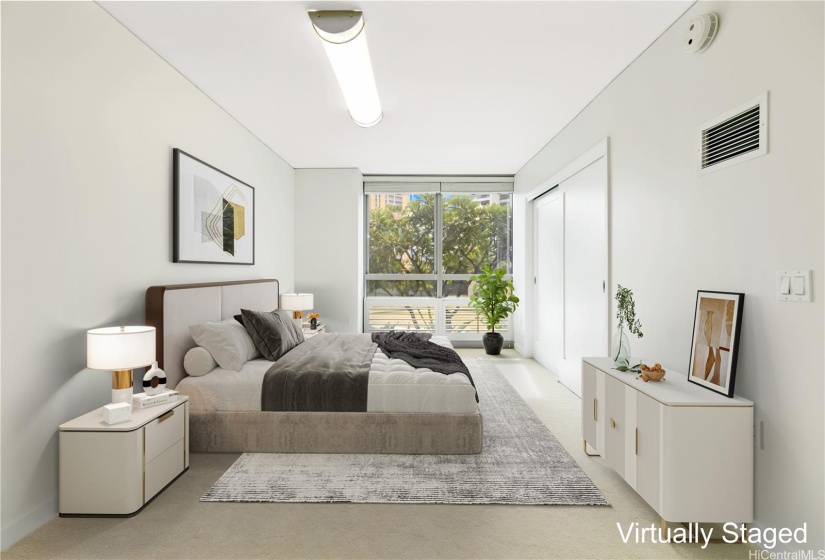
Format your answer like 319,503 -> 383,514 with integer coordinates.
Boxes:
687,291 -> 744,397
173,149 -> 254,264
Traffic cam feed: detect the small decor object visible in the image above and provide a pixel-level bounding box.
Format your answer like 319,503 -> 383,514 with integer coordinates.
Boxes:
102,402 -> 132,425
688,291 -> 744,397
143,361 -> 167,396
173,149 -> 255,265
87,326 -> 156,404
613,285 -> 643,368
307,313 -> 320,330
468,265 -> 519,355
638,363 -> 666,382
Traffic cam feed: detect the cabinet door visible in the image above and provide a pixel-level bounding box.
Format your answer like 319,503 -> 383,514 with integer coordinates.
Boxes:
636,392 -> 661,512
581,363 -> 599,450
604,375 -> 626,477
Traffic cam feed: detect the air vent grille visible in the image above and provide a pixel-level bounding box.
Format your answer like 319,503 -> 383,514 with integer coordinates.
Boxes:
699,93 -> 768,175
702,105 -> 759,167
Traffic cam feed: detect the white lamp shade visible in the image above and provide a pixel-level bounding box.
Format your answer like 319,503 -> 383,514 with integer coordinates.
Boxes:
87,326 -> 156,370
280,293 -> 314,311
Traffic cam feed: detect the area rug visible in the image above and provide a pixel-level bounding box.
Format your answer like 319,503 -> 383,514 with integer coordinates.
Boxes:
201,357 -> 608,506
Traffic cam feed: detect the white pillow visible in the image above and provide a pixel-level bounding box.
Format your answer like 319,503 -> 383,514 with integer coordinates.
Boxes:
189,318 -> 259,371
184,346 -> 218,377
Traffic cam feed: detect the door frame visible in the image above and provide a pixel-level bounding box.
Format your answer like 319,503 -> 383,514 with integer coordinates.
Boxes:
523,138 -> 610,364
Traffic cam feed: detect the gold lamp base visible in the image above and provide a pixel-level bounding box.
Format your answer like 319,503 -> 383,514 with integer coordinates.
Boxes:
111,369 -> 134,405
292,310 -> 303,320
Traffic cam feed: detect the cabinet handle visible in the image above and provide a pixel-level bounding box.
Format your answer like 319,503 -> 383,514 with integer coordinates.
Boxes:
609,418 -> 616,429
593,399 -> 597,422
635,428 -> 639,455
158,409 -> 175,423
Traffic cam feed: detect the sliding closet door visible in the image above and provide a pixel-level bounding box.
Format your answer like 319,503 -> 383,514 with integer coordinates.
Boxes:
559,157 -> 608,395
533,191 -> 564,373
533,156 -> 607,397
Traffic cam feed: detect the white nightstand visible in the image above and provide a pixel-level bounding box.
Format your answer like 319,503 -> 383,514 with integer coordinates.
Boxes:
59,397 -> 189,516
302,323 -> 326,338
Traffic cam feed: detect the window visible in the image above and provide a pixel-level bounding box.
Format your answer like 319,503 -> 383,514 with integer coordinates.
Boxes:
364,184 -> 513,341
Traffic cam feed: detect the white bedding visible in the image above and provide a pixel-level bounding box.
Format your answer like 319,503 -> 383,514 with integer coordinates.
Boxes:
176,335 -> 479,414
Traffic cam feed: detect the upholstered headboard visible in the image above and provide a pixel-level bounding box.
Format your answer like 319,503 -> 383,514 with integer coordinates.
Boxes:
145,279 -> 279,389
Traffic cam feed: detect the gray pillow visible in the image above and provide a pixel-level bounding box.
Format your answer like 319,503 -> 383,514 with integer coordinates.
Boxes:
241,309 -> 305,361
189,318 -> 260,371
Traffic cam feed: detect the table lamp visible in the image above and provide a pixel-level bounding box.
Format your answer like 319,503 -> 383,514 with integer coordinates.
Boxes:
280,293 -> 314,328
87,326 -> 156,404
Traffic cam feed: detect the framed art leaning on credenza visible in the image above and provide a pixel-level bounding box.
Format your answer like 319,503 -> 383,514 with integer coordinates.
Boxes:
687,290 -> 744,398
172,148 -> 255,265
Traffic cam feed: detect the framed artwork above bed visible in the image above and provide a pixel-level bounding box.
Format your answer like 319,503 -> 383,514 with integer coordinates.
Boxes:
173,148 -> 255,264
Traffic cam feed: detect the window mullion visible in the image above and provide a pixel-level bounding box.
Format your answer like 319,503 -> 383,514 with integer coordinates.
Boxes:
363,192 -> 369,300
435,190 -> 443,299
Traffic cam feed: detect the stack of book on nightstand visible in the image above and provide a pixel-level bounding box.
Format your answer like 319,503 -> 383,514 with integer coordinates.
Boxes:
133,390 -> 179,409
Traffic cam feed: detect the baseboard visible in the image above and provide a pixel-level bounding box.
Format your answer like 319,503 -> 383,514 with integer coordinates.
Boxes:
452,340 -> 515,349
1,495 -> 57,551
450,340 -> 483,349
514,343 -> 531,358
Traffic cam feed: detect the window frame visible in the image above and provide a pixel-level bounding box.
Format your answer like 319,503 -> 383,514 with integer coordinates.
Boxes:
363,186 -> 514,341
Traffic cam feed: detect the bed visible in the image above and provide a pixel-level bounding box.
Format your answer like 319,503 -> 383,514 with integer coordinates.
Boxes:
145,279 -> 483,454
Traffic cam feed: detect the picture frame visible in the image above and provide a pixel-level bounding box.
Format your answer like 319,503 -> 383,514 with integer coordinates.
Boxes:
687,290 -> 745,397
173,149 -> 255,265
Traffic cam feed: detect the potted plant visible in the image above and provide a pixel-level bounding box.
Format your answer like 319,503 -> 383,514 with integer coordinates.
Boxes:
614,284 -> 643,369
468,265 -> 519,355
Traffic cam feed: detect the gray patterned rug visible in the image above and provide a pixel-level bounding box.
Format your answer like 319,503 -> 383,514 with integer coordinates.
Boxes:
201,357 -> 608,506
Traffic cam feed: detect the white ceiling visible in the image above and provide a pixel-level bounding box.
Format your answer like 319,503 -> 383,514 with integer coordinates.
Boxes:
99,1 -> 692,175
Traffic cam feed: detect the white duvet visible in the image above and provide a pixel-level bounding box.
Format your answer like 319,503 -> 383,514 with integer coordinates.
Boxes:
176,336 -> 479,414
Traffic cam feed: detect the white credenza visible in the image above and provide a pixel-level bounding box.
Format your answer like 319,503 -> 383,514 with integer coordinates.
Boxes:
582,358 -> 753,525
59,397 -> 189,516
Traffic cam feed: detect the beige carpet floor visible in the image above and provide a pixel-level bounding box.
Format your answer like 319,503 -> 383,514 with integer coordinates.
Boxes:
4,349 -> 757,559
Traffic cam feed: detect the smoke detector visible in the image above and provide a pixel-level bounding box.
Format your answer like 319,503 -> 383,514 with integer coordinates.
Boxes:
681,13 -> 719,53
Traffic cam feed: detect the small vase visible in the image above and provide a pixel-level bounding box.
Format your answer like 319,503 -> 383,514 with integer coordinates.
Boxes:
143,361 -> 167,396
310,318 -> 318,330
612,327 -> 631,368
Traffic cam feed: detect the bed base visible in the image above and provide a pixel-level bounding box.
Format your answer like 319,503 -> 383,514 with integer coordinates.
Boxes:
189,410 -> 483,454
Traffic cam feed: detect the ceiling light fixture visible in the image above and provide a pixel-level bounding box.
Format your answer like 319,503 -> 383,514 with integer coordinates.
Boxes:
309,10 -> 383,128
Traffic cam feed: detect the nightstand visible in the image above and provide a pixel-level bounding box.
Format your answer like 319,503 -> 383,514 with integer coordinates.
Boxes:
59,397 -> 189,516
302,323 -> 326,338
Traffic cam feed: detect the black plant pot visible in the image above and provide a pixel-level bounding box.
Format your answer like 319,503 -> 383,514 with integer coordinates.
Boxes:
482,332 -> 504,355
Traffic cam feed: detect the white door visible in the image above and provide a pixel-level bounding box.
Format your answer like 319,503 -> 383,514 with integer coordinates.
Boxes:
533,156 -> 608,396
533,191 -> 564,373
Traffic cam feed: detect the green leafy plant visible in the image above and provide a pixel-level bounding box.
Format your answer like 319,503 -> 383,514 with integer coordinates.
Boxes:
615,284 -> 643,338
468,265 -> 519,333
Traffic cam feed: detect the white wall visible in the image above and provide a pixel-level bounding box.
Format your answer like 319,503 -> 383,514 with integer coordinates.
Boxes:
1,2 -> 295,548
514,0 -> 824,549
294,169 -> 364,334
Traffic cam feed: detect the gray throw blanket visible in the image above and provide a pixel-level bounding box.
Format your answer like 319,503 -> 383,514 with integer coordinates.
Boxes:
262,333 -> 377,412
371,331 -> 478,402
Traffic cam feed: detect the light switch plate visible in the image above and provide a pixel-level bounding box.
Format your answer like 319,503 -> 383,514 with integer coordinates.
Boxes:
777,270 -> 812,302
